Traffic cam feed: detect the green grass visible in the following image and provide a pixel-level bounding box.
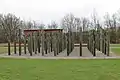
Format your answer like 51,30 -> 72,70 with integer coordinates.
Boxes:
111,48 -> 120,55
0,43 -> 25,47
0,58 -> 120,80
0,47 -> 14,54
0,47 -> 23,54
110,44 -> 120,47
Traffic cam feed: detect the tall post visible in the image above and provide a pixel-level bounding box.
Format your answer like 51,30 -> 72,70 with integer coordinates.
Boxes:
48,33 -> 50,53
50,32 -> 53,52
102,31 -> 105,54
28,34 -> 33,56
69,30 -> 71,55
67,32 -> 69,56
32,33 -> 34,52
56,32 -> 59,55
8,39 -> 11,55
38,31 -> 41,53
79,27 -> 82,56
44,32 -> 47,54
104,31 -> 107,55
53,32 -> 57,56
62,32 -> 64,51
24,35 -> 26,54
41,31 -> 44,56
93,30 -> 96,56
14,32 -> 17,54
100,28 -> 103,52
107,30 -> 110,56
34,32 -> 37,54
19,29 -> 21,56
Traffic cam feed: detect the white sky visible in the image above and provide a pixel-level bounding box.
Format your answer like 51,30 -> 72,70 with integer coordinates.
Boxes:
0,0 -> 120,24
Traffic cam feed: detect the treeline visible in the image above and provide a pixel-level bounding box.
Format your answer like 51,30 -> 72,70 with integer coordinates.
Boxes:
1,10 -> 120,43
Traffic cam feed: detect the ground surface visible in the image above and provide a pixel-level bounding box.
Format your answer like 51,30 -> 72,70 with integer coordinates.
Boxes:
0,58 -> 120,80
0,43 -> 119,59
0,47 -> 117,59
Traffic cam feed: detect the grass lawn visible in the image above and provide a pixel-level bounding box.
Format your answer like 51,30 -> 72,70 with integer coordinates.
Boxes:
0,58 -> 120,80
110,44 -> 120,47
0,47 -> 14,54
0,43 -> 25,54
0,43 -> 25,47
0,47 -> 23,54
111,48 -> 120,55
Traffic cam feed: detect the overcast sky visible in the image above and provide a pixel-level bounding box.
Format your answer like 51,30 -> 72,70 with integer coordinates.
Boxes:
0,0 -> 120,24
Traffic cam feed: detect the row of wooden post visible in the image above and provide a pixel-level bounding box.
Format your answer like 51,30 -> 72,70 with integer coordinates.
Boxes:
8,27 -> 110,57
87,27 -> 110,56
27,30 -> 67,56
8,29 -> 22,56
8,28 -> 83,56
8,29 -> 70,56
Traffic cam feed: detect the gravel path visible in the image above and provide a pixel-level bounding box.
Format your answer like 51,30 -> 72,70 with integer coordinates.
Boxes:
69,47 -> 93,57
0,47 -> 118,59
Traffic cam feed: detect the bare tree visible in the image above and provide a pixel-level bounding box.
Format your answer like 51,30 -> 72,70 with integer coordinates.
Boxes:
104,12 -> 118,43
0,13 -> 21,42
33,20 -> 38,29
81,17 -> 90,31
74,17 -> 81,31
38,23 -> 45,29
61,13 -> 75,32
27,21 -> 34,29
91,9 -> 98,30
51,21 -> 58,29
104,12 -> 111,28
47,24 -> 52,29
112,13 -> 118,43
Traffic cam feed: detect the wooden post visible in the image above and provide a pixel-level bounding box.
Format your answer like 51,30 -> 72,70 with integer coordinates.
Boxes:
104,31 -> 107,55
32,33 -> 34,52
50,32 -> 53,52
41,31 -> 44,56
61,32 -> 64,51
107,30 -> 110,56
98,26 -> 101,51
60,31 -> 63,52
67,32 -> 69,56
102,31 -> 105,54
8,39 -> 11,55
38,31 -> 41,53
69,31 -> 71,54
18,29 -> 21,56
93,30 -> 96,56
14,32 -> 17,54
72,32 -> 75,51
44,32 -> 47,54
56,32 -> 59,55
24,35 -> 26,54
53,32 -> 57,56
79,27 -> 82,56
48,33 -> 50,53
100,28 -> 102,52
28,34 -> 33,56
34,32 -> 37,54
